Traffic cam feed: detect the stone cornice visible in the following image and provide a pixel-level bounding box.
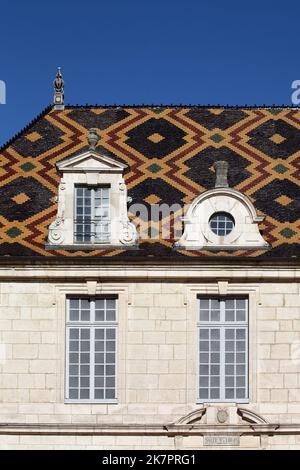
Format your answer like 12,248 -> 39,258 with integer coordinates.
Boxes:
0,262 -> 299,281
0,423 -> 299,436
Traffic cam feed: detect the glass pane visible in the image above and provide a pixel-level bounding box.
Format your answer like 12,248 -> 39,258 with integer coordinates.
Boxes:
69,389 -> 78,399
199,388 -> 208,399
95,377 -> 104,387
200,341 -> 209,351
106,299 -> 116,309
70,329 -> 79,339
70,311 -> 79,321
95,329 -> 104,339
225,388 -> 234,399
70,299 -> 79,309
69,365 -> 78,375
236,311 -> 246,322
81,329 -> 90,339
211,329 -> 220,340
236,299 -> 246,309
225,310 -> 234,321
211,353 -> 220,363
96,299 -> 104,309
211,310 -> 220,322
81,310 -> 90,321
210,365 -> 220,375
106,377 -> 115,388
199,299 -> 209,309
105,389 -> 115,399
210,388 -> 219,399
236,388 -> 246,399
210,376 -> 220,387
95,389 -> 104,399
80,389 -> 89,399
69,377 -> 78,387
225,329 -> 234,339
106,311 -> 116,322
200,310 -> 209,322
200,353 -> 209,363
236,329 -> 245,339
70,341 -> 79,352
200,376 -> 209,386
200,329 -> 209,339
95,310 -> 105,321
106,329 -> 115,339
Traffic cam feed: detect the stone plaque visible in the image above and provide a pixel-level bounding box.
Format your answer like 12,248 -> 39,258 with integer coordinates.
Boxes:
204,435 -> 240,446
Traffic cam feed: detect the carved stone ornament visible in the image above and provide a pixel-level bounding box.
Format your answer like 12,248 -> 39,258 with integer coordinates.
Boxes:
48,217 -> 65,244
53,67 -> 65,110
119,220 -> 139,245
217,409 -> 229,424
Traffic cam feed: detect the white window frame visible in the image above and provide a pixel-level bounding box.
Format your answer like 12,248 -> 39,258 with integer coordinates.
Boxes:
65,296 -> 118,404
197,297 -> 249,404
74,185 -> 111,244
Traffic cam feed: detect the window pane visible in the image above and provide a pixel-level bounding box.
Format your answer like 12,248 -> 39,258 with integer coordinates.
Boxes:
75,186 -> 110,243
198,297 -> 248,402
94,327 -> 116,401
67,298 -> 117,402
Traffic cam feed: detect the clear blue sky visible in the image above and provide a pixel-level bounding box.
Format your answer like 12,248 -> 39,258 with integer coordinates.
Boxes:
0,0 -> 300,145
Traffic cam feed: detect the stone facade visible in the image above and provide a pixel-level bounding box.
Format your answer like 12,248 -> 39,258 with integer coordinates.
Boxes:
0,262 -> 299,449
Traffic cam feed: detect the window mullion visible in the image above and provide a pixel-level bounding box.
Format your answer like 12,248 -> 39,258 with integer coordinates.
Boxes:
66,324 -> 70,400
90,326 -> 95,401
220,325 -> 225,401
91,299 -> 95,401
91,188 -> 95,244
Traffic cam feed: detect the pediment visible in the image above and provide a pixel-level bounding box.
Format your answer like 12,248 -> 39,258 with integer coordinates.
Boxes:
172,407 -> 206,425
57,150 -> 127,173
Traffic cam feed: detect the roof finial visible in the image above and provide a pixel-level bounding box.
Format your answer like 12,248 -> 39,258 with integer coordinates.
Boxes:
53,67 -> 64,110
88,128 -> 100,150
214,160 -> 229,188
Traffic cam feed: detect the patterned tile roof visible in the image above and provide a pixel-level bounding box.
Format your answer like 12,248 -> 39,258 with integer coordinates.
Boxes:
1,105 -> 300,259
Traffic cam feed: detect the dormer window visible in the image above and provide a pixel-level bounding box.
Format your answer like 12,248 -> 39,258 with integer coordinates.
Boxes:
46,129 -> 138,250
75,186 -> 110,243
175,161 -> 269,251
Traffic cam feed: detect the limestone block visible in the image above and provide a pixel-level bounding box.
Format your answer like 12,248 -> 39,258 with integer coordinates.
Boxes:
271,389 -> 288,402
271,344 -> 290,359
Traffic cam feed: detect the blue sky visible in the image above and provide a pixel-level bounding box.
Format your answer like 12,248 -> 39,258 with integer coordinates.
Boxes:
0,0 -> 300,145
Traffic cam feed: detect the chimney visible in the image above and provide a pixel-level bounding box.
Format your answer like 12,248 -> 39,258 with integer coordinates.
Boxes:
214,160 -> 229,188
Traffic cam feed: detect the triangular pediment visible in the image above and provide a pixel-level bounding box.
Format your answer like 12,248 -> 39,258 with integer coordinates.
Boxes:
57,150 -> 127,173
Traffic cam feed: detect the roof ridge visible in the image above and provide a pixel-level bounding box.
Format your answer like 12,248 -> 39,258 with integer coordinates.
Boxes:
65,104 -> 299,109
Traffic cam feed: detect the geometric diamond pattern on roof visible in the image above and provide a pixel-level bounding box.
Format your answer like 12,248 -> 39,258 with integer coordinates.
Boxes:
12,119 -> 65,158
67,108 -> 130,130
125,118 -> 187,158
185,146 -> 251,190
252,179 -> 300,223
1,105 -> 300,258
0,176 -> 54,221
247,119 -> 300,159
186,108 -> 247,130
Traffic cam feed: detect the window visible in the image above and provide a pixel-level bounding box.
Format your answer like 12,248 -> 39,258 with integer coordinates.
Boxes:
74,186 -> 110,243
197,297 -> 248,402
66,297 -> 117,402
209,212 -> 235,236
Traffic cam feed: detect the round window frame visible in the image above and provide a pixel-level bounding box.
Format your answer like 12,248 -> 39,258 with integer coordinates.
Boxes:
209,211 -> 235,237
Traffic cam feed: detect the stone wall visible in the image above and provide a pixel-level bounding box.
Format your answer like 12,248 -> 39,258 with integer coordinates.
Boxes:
0,269 -> 299,449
